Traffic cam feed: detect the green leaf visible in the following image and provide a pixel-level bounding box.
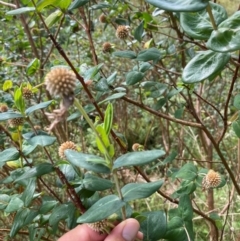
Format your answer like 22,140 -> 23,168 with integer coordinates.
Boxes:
113,51 -> 137,59
0,112 -> 23,121
65,150 -> 110,174
6,7 -> 35,15
25,100 -> 52,115
14,163 -> 55,182
27,135 -> 56,147
136,48 -> 161,61
21,178 -> 36,207
5,197 -> 24,213
141,81 -> 167,98
0,148 -> 19,163
81,173 -> 113,191
26,58 -> 40,76
39,196 -> 58,214
0,194 -> 10,210
98,93 -> 126,105
14,87 -> 25,114
140,211 -> 167,240
49,203 -> 76,230
10,209 -> 29,237
126,71 -> 144,85
180,2 -> 227,40
182,50 -> 230,83
3,80 -> 13,91
175,163 -> 198,181
122,180 -> 164,201
77,195 -> 125,223
234,94 -> 240,110
45,10 -> 63,28
134,21 -> 144,42
207,11 -> 240,52
233,120 -> 240,138
113,150 -> 165,170
104,103 -> 113,136
37,0 -> 70,11
179,195 -> 193,222
144,0 -> 209,12
68,0 -> 89,10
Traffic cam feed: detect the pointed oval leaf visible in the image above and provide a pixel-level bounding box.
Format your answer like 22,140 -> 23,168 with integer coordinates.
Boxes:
21,178 -> 36,207
27,135 -> 56,147
140,211 -> 167,240
0,194 -> 11,210
207,11 -> 240,52
26,58 -> 40,76
134,21 -> 144,42
82,174 -> 113,191
14,163 -> 55,182
25,100 -> 52,115
113,51 -> 137,59
233,94 -> 240,110
65,150 -> 110,174
68,0 -> 89,10
182,50 -> 230,83
77,195 -> 125,223
0,112 -> 23,121
49,203 -> 75,227
10,209 -> 30,237
180,2 -> 227,40
113,150 -> 165,170
122,180 -> 164,202
0,148 -> 19,163
5,197 -> 24,213
6,7 -> 35,15
136,48 -> 161,61
175,163 -> 198,181
126,71 -> 144,85
233,120 -> 240,138
99,93 -> 126,105
145,0 -> 209,12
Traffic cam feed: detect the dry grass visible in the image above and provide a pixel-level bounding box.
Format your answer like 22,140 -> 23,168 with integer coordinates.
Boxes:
217,0 -> 239,15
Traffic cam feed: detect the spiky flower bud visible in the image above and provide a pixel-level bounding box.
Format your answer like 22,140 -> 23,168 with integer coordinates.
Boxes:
99,13 -> 107,23
59,141 -> 77,159
102,42 -> 113,53
202,169 -> 221,190
8,118 -> 24,128
116,25 -> 130,40
22,87 -> 33,100
45,68 -> 76,97
0,103 -> 8,112
87,220 -> 108,234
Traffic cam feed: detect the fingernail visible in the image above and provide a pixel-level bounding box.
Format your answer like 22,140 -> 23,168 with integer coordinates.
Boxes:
122,222 -> 139,241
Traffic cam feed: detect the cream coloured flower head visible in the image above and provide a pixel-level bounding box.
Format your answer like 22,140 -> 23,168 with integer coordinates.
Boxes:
58,141 -> 77,159
202,169 -> 221,190
45,68 -> 76,97
116,25 -> 130,40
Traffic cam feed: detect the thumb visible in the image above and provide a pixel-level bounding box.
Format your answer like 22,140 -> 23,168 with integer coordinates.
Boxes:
58,224 -> 107,241
105,218 -> 143,241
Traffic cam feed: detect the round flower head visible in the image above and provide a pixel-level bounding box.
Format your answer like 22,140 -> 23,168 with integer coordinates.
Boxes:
8,118 -> 24,128
102,42 -> 112,53
22,87 -> 33,100
45,68 -> 76,97
99,13 -> 107,23
59,141 -> 77,159
87,220 -> 108,234
202,169 -> 221,190
0,103 -> 8,112
132,143 -> 144,151
116,25 -> 130,40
